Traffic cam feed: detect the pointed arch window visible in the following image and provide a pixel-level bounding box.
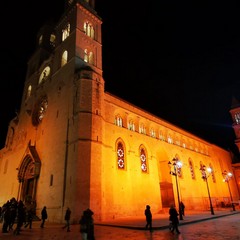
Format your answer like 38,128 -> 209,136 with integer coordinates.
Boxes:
61,50 -> 68,67
117,142 -> 125,169
140,147 -> 148,173
189,159 -> 195,179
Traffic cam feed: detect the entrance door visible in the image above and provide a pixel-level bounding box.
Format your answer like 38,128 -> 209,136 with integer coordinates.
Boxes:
160,181 -> 175,208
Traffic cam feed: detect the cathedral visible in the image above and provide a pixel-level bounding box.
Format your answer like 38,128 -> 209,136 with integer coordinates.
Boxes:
0,0 -> 239,223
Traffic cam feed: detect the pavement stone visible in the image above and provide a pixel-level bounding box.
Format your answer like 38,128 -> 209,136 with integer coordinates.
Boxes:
0,209 -> 239,239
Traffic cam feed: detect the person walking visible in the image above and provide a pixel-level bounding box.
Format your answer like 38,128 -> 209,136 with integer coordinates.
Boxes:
40,206 -> 48,228
79,210 -> 88,240
85,208 -> 95,240
62,207 -> 71,232
13,200 -> 26,235
144,205 -> 152,232
169,204 -> 180,234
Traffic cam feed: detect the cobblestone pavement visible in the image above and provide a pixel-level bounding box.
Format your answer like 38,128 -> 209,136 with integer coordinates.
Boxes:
0,210 -> 239,239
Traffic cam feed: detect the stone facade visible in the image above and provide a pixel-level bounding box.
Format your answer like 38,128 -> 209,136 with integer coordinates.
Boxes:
0,0 -> 239,223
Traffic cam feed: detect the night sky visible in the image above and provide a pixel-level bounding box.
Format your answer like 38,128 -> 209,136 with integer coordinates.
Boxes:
1,1 -> 240,160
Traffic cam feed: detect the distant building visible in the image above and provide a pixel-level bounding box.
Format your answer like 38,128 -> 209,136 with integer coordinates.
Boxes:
0,0 -> 239,223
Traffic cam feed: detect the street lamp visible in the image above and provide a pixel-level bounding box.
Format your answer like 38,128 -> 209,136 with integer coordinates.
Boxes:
222,170 -> 236,211
168,157 -> 183,220
200,165 -> 214,215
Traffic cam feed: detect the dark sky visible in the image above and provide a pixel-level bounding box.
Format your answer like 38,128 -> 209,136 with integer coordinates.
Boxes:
1,1 -> 240,159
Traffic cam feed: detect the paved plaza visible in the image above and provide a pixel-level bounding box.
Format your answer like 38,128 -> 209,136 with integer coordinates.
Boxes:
0,209 -> 240,239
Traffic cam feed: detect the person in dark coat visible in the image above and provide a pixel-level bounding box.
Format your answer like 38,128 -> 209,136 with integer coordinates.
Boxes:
79,210 -> 88,240
180,201 -> 185,216
144,205 -> 152,231
13,200 -> 26,235
86,208 -> 95,240
40,206 -> 48,228
169,204 -> 180,234
2,201 -> 11,233
62,207 -> 71,232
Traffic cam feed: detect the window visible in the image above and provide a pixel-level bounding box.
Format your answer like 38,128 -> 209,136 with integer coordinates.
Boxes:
61,50 -> 68,67
84,21 -> 95,39
50,174 -> 53,186
139,124 -> 146,134
189,159 -> 195,179
235,112 -> 240,124
140,147 -> 147,173
39,35 -> 43,45
25,85 -> 32,101
50,34 -> 56,47
209,163 -> 216,183
167,135 -> 173,144
117,142 -> 125,169
84,49 -> 94,64
150,128 -> 156,138
128,120 -> 135,131
115,116 -> 123,127
62,23 -> 70,41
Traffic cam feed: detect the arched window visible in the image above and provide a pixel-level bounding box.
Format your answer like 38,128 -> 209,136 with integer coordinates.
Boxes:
150,128 -> 156,138
25,85 -> 32,101
84,21 -> 95,39
128,120 -> 135,131
140,147 -> 147,173
115,116 -> 123,127
89,51 -> 94,64
139,124 -> 146,134
84,49 -> 94,64
61,50 -> 68,67
176,157 -> 183,178
50,34 -> 56,47
62,23 -> 70,41
209,163 -> 216,183
167,135 -> 173,144
189,159 -> 195,179
117,141 -> 125,169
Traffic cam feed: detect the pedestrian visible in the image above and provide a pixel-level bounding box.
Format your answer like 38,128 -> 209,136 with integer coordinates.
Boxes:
79,210 -> 88,240
144,205 -> 152,231
13,200 -> 26,235
40,206 -> 48,228
86,208 -> 95,240
180,201 -> 185,216
62,207 -> 71,232
169,204 -> 180,234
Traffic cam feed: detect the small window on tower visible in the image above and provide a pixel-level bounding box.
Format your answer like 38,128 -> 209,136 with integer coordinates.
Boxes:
39,35 -> 43,45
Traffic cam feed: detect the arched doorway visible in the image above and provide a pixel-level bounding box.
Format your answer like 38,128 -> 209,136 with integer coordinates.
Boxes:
17,146 -> 41,203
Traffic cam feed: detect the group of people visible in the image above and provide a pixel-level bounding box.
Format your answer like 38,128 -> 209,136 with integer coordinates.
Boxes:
0,197 -> 36,235
1,198 -> 95,239
40,206 -> 95,239
144,201 -> 185,234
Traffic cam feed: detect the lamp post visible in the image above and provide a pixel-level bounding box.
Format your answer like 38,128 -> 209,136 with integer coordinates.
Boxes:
200,165 -> 214,215
168,157 -> 183,220
222,170 -> 236,211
